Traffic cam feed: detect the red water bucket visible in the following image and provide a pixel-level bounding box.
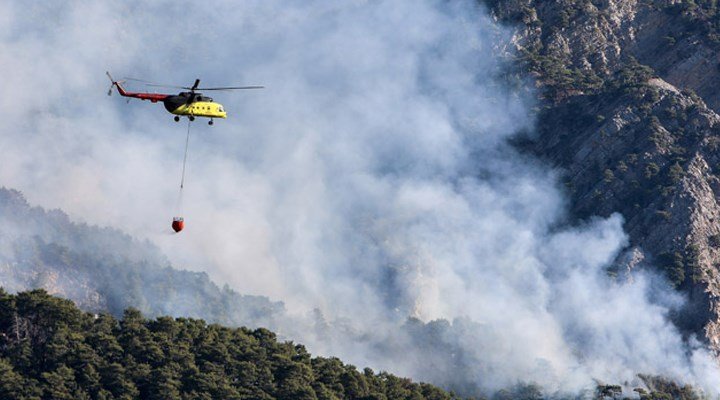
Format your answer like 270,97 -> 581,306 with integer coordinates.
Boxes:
172,217 -> 184,233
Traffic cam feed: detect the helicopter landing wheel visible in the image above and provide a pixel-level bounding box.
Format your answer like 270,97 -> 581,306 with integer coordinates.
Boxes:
174,116 -> 180,122
189,116 -> 195,122
208,119 -> 214,126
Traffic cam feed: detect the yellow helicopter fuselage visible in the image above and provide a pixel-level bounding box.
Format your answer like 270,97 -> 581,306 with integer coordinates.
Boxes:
171,101 -> 227,119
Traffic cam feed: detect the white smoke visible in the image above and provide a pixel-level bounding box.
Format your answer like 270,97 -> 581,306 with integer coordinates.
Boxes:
0,0 -> 718,395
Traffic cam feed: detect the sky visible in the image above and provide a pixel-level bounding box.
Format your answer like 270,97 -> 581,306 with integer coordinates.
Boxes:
1,0 -> 719,395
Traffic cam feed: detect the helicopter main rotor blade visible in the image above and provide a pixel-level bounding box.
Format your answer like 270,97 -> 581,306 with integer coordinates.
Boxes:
123,77 -> 154,83
121,76 -> 264,92
146,83 -> 187,89
196,86 -> 265,90
124,78 -> 187,90
124,77 -> 178,86
183,79 -> 200,105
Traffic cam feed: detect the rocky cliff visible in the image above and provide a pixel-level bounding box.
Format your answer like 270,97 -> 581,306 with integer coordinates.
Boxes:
485,0 -> 720,351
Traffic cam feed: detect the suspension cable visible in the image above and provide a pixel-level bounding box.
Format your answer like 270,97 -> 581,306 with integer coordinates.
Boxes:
180,119 -> 191,189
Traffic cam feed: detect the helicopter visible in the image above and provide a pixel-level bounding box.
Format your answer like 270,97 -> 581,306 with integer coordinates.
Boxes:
106,72 -> 263,125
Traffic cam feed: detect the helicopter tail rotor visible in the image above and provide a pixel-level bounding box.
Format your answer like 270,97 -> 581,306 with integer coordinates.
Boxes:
106,71 -> 115,96
105,71 -> 126,96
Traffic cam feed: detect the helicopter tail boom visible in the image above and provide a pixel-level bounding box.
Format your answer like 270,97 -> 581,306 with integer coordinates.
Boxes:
106,71 -> 169,102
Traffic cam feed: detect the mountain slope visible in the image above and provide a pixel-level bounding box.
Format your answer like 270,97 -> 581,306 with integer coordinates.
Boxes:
0,289 -> 461,400
484,0 -> 720,349
0,290 -> 706,399
0,187 -> 283,328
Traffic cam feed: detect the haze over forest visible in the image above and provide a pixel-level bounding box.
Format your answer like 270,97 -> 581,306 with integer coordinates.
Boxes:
2,0 -> 720,398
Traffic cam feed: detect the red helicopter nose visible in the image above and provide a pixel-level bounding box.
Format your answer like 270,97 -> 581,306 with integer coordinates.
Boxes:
172,217 -> 184,233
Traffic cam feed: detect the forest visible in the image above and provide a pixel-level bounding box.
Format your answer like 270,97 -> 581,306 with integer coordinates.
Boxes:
0,289 -> 461,400
0,289 -> 704,400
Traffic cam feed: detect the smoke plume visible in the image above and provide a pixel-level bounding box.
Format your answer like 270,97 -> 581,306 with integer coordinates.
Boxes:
0,0 -> 718,395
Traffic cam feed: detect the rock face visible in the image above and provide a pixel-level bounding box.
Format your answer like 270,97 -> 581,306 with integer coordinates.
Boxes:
485,0 -> 720,351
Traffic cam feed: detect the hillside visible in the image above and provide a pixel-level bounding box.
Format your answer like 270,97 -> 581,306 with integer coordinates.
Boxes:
0,188 -> 707,397
1,289 -> 708,400
481,0 -> 720,350
3,1 -> 720,396
0,187 -> 283,328
0,289 -> 461,400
